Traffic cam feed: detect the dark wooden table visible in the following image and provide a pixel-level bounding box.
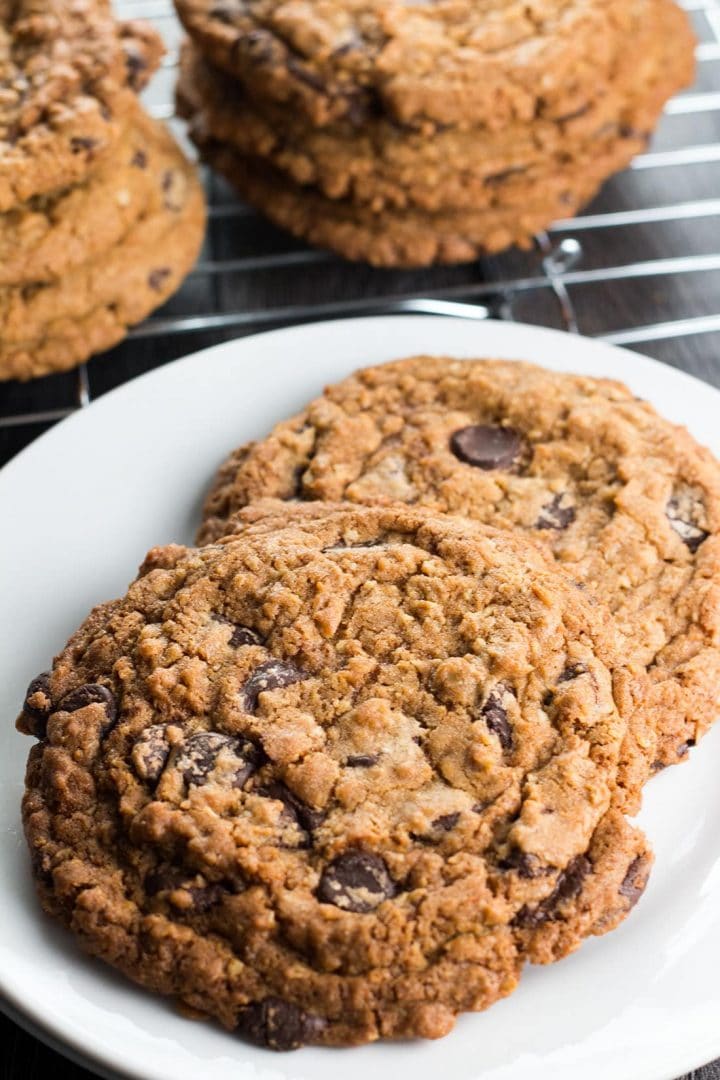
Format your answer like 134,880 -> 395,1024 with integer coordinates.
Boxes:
2,1 -> 720,1077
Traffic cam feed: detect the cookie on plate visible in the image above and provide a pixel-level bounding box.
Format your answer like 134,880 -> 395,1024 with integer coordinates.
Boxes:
0,131 -> 205,380
199,357 -> 720,791
0,0 -> 164,211
17,504 -> 650,1048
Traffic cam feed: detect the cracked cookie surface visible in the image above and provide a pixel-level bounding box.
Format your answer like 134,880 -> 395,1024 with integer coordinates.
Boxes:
18,504 -> 649,1048
200,358 -> 720,791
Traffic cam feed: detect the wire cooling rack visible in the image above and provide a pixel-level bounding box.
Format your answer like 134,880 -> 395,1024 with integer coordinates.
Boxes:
1,0 -> 719,465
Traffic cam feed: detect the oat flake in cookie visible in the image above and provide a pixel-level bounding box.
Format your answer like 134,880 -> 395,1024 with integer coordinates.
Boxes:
18,504 -> 649,1048
200,357 -> 720,796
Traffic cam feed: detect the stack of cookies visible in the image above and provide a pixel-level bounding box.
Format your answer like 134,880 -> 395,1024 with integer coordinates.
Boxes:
174,0 -> 695,267
0,0 -> 206,381
15,355 -> 720,1050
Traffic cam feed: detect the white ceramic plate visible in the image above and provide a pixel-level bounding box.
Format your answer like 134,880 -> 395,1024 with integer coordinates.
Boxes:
2,316 -> 720,1080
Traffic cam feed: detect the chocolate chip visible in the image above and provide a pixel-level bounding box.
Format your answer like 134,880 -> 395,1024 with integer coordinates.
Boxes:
237,998 -> 325,1051
317,851 -> 396,913
677,739 -> 695,758
240,660 -> 306,713
666,495 -> 709,553
513,855 -> 591,927
536,493 -> 576,530
57,684 -> 117,733
432,812 -> 460,831
485,165 -> 528,185
209,4 -> 235,23
146,867 -> 228,911
286,56 -> 327,93
480,691 -> 514,752
131,148 -> 147,168
148,267 -> 171,292
261,781 -> 325,835
21,672 -> 52,738
557,662 -> 587,683
70,136 -> 97,154
176,732 -> 262,789
238,28 -> 275,65
450,425 -> 524,470
345,754 -> 378,767
618,854 -> 651,909
500,850 -> 548,879
213,615 -> 262,647
132,724 -> 171,784
123,42 -> 148,89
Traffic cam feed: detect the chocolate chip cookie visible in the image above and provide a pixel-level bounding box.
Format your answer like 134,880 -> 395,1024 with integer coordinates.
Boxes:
189,135 -> 648,267
0,0 -> 164,212
176,2 -> 692,215
0,137 -> 206,380
17,504 -> 650,1048
0,106 -> 193,285
173,0 -> 693,131
199,358 -> 720,789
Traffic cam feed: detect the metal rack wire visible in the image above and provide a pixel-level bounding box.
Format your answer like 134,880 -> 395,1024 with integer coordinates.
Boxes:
1,0 -> 719,449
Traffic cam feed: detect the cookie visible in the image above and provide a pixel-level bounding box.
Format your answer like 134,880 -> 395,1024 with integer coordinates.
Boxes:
0,138 -> 205,380
173,0 -> 693,129
176,2 -> 692,215
17,503 -> 650,1048
0,106 -> 194,285
189,135 -> 646,266
0,0 -> 164,212
199,358 -> 720,789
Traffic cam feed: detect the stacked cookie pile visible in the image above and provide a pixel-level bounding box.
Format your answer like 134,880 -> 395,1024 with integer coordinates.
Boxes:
16,355 -> 720,1050
0,0 -> 206,381
174,0 -> 695,267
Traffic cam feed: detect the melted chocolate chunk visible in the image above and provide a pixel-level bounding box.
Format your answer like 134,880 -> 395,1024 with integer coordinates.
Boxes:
261,781 -> 325,834
148,267 -> 171,291
618,854 -> 651,909
176,732 -> 262,788
70,136 -> 97,154
500,850 -> 549,879
345,754 -> 378,767
147,868 -> 228,911
241,659 -> 306,712
237,998 -> 325,1051
666,495 -> 709,553
212,614 -> 262,647
480,691 -> 514,752
450,424 -> 524,470
536,493 -> 576,530
132,724 -> 171,784
557,663 -> 587,683
317,851 -> 396,913
432,812 -> 460,832
57,683 -> 117,733
21,672 -> 53,738
131,148 -> 148,168
513,855 -> 591,927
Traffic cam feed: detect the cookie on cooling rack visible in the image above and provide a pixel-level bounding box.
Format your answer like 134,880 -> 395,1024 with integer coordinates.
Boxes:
199,357 -> 720,797
0,115 -> 206,381
17,503 -> 650,1048
0,0 -> 163,211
